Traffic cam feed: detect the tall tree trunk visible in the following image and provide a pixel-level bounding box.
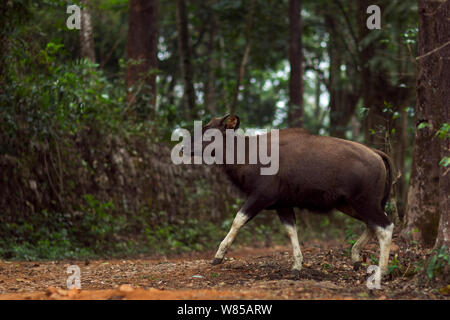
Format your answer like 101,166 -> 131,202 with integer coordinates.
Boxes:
357,0 -> 389,150
288,0 -> 303,127
230,0 -> 255,115
433,1 -> 450,251
391,106 -> 409,220
436,136 -> 450,249
403,0 -> 450,248
79,0 -> 96,62
204,9 -> 217,114
126,0 -> 158,113
175,0 -> 196,120
326,15 -> 359,138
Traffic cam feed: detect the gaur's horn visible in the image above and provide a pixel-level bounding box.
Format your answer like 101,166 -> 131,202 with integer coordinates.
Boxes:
219,114 -> 230,124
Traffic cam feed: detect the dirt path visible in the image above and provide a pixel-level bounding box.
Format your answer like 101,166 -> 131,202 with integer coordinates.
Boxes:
0,239 -> 447,300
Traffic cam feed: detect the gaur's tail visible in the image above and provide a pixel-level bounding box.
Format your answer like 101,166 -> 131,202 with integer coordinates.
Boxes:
372,149 -> 394,209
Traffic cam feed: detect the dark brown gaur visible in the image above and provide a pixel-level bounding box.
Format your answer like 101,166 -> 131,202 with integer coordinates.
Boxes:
191,114 -> 394,276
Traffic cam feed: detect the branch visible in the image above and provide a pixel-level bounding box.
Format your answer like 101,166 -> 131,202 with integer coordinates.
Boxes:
416,40 -> 450,61
332,0 -> 359,49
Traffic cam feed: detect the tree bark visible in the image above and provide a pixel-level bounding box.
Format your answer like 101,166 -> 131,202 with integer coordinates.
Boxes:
288,0 -> 303,127
356,0 -> 413,224
204,10 -> 217,114
230,0 -> 255,116
79,0 -> 96,62
175,0 -> 196,120
403,0 -> 450,248
429,0 -> 450,250
326,15 -> 359,138
391,106 -> 409,220
357,0 -> 389,150
436,136 -> 450,249
126,0 -> 158,112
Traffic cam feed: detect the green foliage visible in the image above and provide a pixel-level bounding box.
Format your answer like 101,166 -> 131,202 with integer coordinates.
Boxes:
426,246 -> 449,280
436,123 -> 450,167
439,157 -> 450,168
369,253 -> 378,265
344,228 -> 357,246
388,254 -> 402,277
0,194 -> 123,260
1,36 -> 126,156
342,227 -> 357,257
417,122 -> 431,130
435,123 -> 450,139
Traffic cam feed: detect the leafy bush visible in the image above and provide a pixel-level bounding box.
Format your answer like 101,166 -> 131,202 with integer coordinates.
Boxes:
1,38 -> 125,153
426,246 -> 449,280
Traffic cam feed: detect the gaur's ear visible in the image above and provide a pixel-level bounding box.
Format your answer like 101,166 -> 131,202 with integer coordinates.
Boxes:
225,115 -> 240,130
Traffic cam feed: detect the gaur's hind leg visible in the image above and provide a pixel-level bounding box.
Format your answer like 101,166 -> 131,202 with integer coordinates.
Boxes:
212,194 -> 272,265
277,207 -> 303,273
346,199 -> 394,276
351,227 -> 374,269
374,222 -> 394,276
336,203 -> 373,268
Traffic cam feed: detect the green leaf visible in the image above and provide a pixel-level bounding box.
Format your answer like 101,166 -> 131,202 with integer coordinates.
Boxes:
426,255 -> 437,279
439,157 -> 450,167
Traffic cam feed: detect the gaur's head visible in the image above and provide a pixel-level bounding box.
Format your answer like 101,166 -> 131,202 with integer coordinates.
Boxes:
190,114 -> 240,156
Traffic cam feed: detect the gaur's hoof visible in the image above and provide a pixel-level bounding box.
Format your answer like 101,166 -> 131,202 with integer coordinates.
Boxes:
211,258 -> 223,265
353,262 -> 362,271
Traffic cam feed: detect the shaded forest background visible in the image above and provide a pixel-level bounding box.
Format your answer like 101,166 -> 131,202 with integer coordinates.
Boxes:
0,0 -> 448,282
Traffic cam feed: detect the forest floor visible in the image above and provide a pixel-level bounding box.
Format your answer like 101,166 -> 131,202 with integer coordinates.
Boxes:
0,236 -> 448,300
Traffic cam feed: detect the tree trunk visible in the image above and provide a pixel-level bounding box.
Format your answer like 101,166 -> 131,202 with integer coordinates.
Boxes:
288,0 -> 303,127
357,0 -> 389,150
356,0 -> 412,225
326,15 -> 359,138
175,0 -> 196,120
126,0 -> 158,113
79,0 -> 96,62
391,106 -> 409,220
230,0 -> 255,116
436,137 -> 450,249
429,0 -> 450,250
403,0 -> 450,248
204,10 -> 217,114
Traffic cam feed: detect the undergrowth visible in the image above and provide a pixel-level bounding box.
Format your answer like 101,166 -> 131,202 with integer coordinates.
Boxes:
0,196 -> 364,261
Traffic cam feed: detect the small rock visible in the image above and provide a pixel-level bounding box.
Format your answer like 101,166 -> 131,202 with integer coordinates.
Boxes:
118,284 -> 134,293
45,287 -> 57,296
67,288 -> 81,298
56,288 -> 69,296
